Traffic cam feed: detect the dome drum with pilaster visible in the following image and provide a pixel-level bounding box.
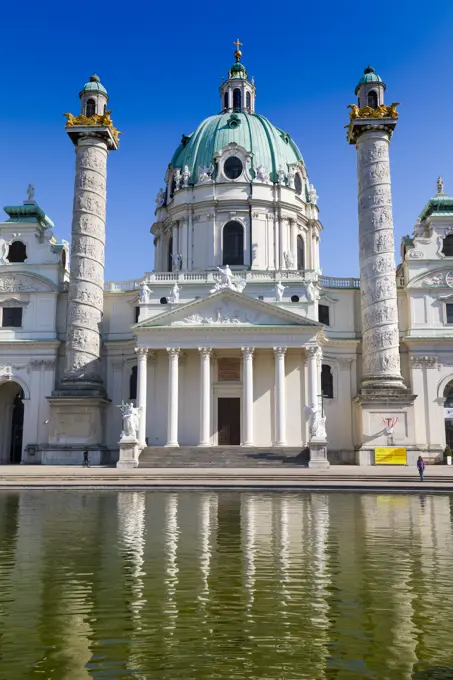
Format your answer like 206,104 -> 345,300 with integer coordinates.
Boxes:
355,66 -> 385,108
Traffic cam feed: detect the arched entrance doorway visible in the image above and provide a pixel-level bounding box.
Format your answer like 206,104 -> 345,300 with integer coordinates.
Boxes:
0,382 -> 24,464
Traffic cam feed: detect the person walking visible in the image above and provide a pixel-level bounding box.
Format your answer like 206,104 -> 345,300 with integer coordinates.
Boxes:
82,449 -> 90,468
417,455 -> 425,482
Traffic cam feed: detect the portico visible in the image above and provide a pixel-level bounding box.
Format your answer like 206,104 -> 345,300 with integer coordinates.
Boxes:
132,289 -> 324,448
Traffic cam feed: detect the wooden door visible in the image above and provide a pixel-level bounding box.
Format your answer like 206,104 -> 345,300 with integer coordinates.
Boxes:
218,398 -> 241,445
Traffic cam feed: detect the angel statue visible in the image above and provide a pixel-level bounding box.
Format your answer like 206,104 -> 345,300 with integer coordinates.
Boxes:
210,264 -> 239,293
156,187 -> 166,207
174,168 -> 182,192
182,165 -> 191,187
117,401 -> 141,439
274,281 -> 285,302
169,282 -> 180,303
26,184 -> 35,202
198,164 -> 214,183
255,165 -> 270,184
437,176 -> 444,194
308,403 -> 327,440
283,251 -> 294,269
139,280 -> 152,303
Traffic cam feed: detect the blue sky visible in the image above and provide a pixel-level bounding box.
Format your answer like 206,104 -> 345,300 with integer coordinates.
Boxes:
2,0 -> 453,282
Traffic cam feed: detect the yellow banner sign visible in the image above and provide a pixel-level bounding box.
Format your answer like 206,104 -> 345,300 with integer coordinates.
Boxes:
375,447 -> 407,465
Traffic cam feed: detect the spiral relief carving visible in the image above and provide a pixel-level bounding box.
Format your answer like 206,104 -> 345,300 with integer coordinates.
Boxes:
358,133 -> 402,382
63,137 -> 108,384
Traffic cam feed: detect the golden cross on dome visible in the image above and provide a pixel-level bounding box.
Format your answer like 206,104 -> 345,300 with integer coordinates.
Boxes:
234,39 -> 243,50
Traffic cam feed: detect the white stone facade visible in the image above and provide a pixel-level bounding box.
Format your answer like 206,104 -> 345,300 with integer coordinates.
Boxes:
2,63 -> 453,466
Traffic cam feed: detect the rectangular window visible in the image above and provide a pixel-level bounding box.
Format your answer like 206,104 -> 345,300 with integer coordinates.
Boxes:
134,306 -> 140,323
2,308 -> 22,328
318,304 -> 330,326
218,358 -> 241,382
446,303 -> 453,324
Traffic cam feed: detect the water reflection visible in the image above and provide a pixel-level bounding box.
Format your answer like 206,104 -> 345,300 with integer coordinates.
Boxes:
0,491 -> 452,679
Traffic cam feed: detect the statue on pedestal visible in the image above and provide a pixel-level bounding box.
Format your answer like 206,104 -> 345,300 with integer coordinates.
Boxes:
308,403 -> 327,440
275,281 -> 285,302
139,280 -> 152,303
117,401 -> 141,439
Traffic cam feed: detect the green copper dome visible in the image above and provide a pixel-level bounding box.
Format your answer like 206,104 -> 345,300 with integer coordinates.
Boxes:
355,66 -> 385,95
171,112 -> 305,184
79,74 -> 108,98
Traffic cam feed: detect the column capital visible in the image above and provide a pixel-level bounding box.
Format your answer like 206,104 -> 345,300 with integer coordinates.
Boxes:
241,347 -> 255,358
135,348 -> 148,358
198,347 -> 213,357
166,347 -> 181,358
273,346 -> 287,357
305,345 -> 319,358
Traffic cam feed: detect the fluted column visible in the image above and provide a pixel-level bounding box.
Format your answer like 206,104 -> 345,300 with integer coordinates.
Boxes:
353,127 -> 404,393
241,347 -> 254,446
273,347 -> 287,446
198,348 -> 212,446
62,136 -> 109,392
166,348 -> 180,447
135,348 -> 148,445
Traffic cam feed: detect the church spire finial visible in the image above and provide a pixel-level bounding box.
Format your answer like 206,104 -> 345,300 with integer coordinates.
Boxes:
234,38 -> 243,62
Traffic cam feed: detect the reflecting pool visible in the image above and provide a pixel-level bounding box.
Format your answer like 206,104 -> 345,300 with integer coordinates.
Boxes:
0,491 -> 453,679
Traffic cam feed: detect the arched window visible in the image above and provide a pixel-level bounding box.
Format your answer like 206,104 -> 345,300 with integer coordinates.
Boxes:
129,366 -> 137,400
167,237 -> 173,272
86,99 -> 96,117
224,91 -> 229,110
233,88 -> 242,111
294,173 -> 302,195
321,364 -> 334,399
367,90 -> 378,108
223,221 -> 244,266
443,234 -> 453,257
297,235 -> 305,270
7,241 -> 27,263
246,91 -> 251,111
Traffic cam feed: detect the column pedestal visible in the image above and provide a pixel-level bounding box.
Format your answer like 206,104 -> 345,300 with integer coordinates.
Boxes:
308,441 -> 330,469
116,436 -> 140,469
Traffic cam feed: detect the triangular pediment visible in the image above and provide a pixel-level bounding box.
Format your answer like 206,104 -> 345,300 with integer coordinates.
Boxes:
134,289 -> 321,329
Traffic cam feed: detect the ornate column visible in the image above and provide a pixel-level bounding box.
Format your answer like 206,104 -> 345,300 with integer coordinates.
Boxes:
135,348 -> 148,446
273,347 -> 287,446
198,348 -> 212,446
62,131 -> 117,394
349,122 -> 404,394
166,348 -> 180,447
241,347 -> 254,446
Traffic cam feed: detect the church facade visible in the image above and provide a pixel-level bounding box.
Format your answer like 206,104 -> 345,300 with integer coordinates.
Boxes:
1,49 -> 452,466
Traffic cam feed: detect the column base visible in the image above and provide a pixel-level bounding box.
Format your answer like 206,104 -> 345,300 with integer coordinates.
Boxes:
241,442 -> 255,447
308,440 -> 330,468
273,441 -> 287,448
165,442 -> 179,448
117,436 -> 140,468
198,442 -> 212,447
45,395 -> 109,464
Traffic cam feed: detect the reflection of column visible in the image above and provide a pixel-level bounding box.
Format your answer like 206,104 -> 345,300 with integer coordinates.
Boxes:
198,348 -> 212,446
166,348 -> 180,446
117,492 -> 146,625
198,493 -> 218,611
242,495 -> 257,614
241,347 -> 254,446
135,348 -> 148,445
164,493 -> 179,640
273,347 -> 287,446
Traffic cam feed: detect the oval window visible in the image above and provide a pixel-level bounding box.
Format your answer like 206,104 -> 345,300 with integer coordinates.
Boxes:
294,173 -> 302,195
224,156 -> 243,180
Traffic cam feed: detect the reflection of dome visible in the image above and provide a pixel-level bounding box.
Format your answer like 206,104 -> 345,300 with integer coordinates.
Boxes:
355,65 -> 384,94
171,112 -> 305,185
79,73 -> 108,97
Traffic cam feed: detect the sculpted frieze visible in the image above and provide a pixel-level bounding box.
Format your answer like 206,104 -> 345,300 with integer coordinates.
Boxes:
359,161 -> 390,190
363,302 -> 397,329
361,253 -> 396,278
0,273 -> 51,293
76,214 -> 105,239
364,351 -> 400,376
77,147 -> 107,172
359,230 -> 394,258
361,274 -> 396,306
76,171 -> 106,194
359,185 -> 391,211
68,282 -> 103,308
360,207 -> 393,233
67,326 -> 100,353
76,194 -> 106,218
410,355 -> 438,369
359,142 -> 388,165
363,326 -> 399,353
69,305 -> 100,326
72,235 -> 105,261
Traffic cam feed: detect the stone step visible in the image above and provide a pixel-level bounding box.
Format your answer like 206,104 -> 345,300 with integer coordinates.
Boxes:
138,446 -> 308,468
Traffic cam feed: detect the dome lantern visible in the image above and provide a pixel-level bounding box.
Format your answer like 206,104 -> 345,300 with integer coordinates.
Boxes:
220,40 -> 256,113
355,65 -> 386,109
79,73 -> 109,117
